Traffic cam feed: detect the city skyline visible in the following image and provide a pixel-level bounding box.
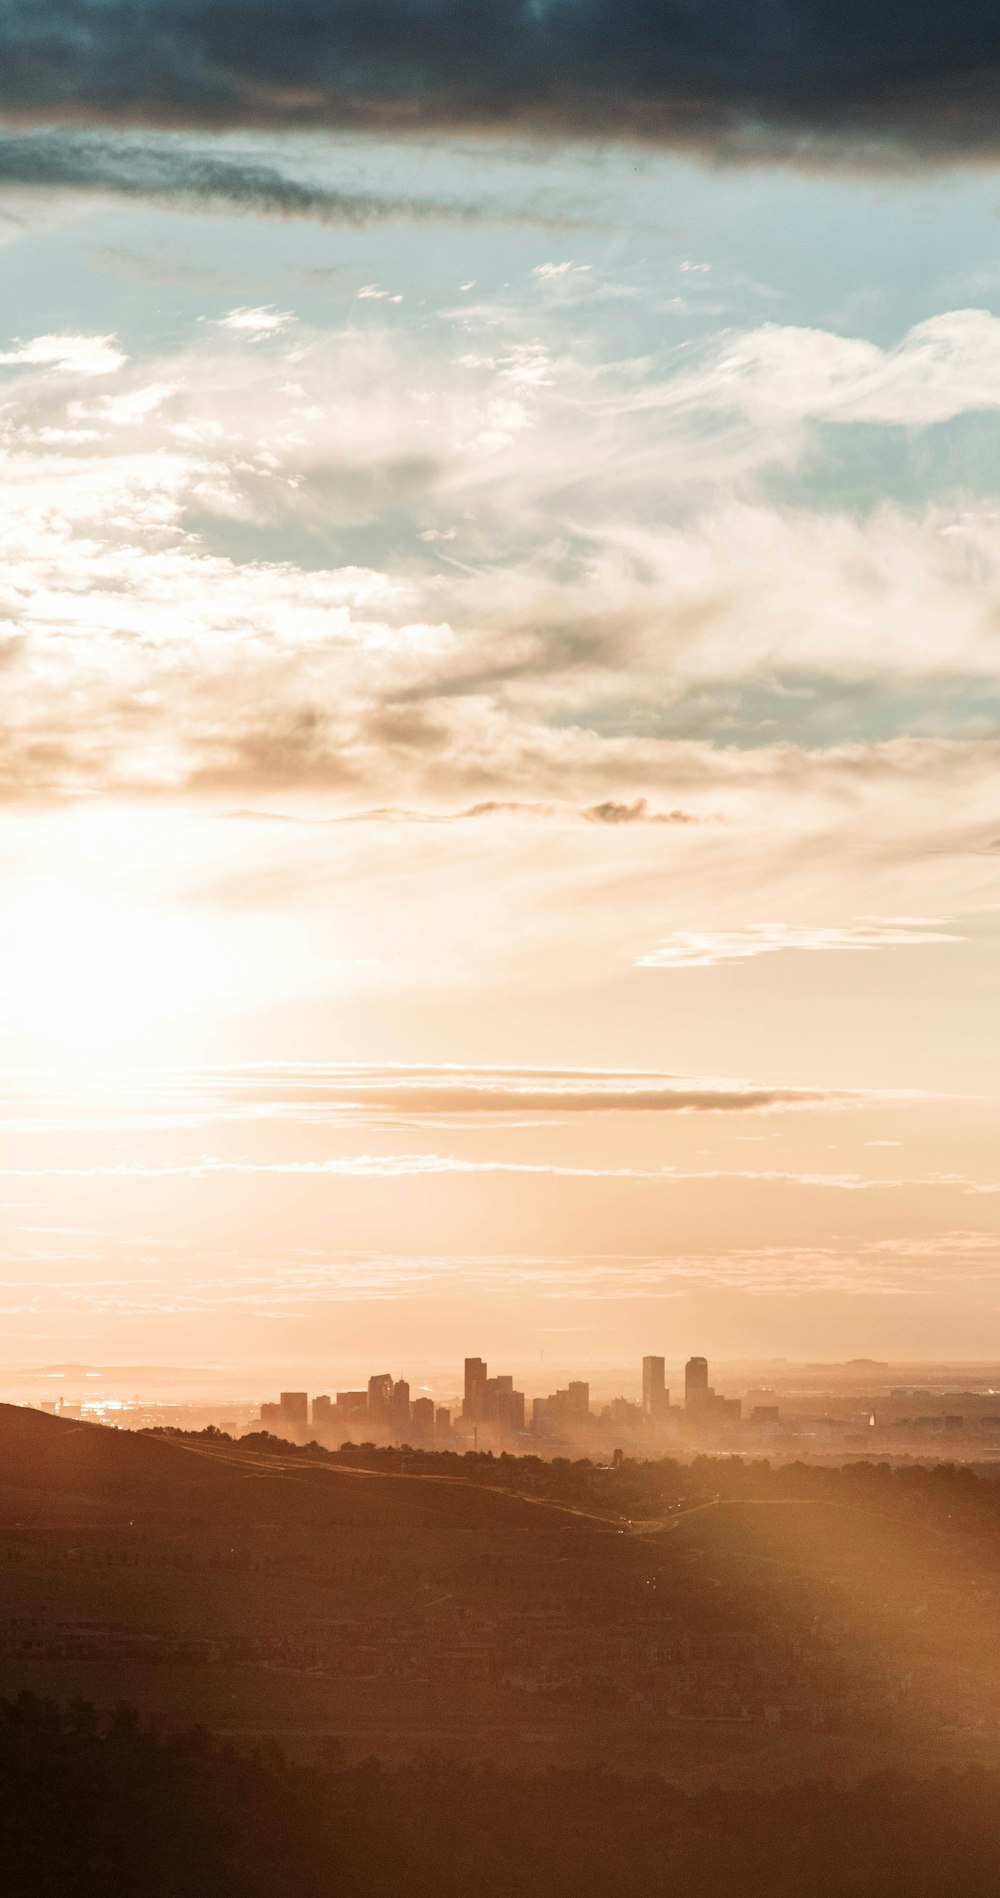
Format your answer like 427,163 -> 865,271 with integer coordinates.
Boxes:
234,1349 -> 1000,1460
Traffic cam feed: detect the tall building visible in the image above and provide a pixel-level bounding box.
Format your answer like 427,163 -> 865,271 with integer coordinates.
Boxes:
482,1373 -> 525,1434
367,1372 -> 393,1425
550,1389 -> 570,1428
464,1357 -> 489,1422
279,1391 -> 308,1426
311,1394 -> 333,1428
411,1396 -> 435,1434
684,1357 -> 710,1415
567,1381 -> 591,1422
390,1377 -> 411,1433
642,1356 -> 668,1420
335,1390 -> 367,1420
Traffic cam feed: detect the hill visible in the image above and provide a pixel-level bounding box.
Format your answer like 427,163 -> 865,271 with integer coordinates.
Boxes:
1,1408 -> 999,1786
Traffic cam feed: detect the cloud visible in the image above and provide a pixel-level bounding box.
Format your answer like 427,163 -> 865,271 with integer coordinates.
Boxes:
0,1 -> 998,167
3,1234 -> 999,1320
0,333 -> 127,375
250,798 -> 711,825
3,296 -> 1000,821
216,306 -> 292,336
0,1063 -> 847,1135
0,128 -> 520,224
2,1158 -> 997,1205
202,1066 -> 839,1116
582,798 -> 703,826
637,917 -> 961,969
663,312 -> 1000,428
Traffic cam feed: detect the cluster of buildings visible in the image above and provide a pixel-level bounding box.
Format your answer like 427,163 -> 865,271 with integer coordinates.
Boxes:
257,1353 -> 775,1450
260,1378 -> 451,1443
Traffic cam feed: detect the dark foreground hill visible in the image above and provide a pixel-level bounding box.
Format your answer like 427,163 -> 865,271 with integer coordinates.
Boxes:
5,1693 -> 1000,1898
2,1407 -> 1000,1787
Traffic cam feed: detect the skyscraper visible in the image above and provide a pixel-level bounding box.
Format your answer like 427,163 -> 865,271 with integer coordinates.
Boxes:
464,1357 -> 488,1422
567,1381 -> 591,1422
390,1377 -> 411,1433
335,1390 -> 368,1420
685,1357 -> 710,1415
367,1372 -> 393,1425
642,1356 -> 668,1420
279,1391 -> 308,1427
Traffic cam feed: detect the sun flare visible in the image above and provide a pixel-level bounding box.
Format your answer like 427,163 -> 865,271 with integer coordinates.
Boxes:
0,877 -> 227,1055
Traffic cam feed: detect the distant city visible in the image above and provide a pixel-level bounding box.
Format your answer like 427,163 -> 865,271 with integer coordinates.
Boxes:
247,1355 -> 1000,1458
255,1354 -> 768,1451
31,1354 -> 1000,1459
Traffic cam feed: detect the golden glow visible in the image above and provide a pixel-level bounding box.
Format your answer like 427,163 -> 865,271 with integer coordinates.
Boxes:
0,875 -> 228,1054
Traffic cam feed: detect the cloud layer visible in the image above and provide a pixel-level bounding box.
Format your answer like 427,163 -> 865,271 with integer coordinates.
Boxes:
3,298 -> 1000,814
0,0 -> 999,165
638,918 -> 960,969
0,1064 -> 846,1135
0,128 -> 503,223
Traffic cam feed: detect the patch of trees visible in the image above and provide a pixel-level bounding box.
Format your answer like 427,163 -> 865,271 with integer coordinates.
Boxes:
6,1695 -> 1000,1896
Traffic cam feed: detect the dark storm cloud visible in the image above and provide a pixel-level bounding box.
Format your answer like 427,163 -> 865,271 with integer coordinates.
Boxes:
0,0 -> 998,164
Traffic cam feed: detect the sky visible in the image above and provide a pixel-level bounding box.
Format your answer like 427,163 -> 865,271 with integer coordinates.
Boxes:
1,2 -> 1000,1387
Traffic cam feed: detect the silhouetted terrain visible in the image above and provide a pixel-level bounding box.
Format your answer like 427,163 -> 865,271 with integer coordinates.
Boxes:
7,1693 -> 1000,1897
3,1407 -> 1000,1786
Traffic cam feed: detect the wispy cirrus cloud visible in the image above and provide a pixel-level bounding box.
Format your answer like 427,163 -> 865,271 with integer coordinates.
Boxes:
5,1233 -> 998,1321
660,311 -> 1000,428
0,1064 -> 849,1135
0,1157 -> 996,1198
228,798 -> 712,827
637,918 -> 961,970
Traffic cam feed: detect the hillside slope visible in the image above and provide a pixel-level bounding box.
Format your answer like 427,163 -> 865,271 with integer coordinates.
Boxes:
0,1409 -> 998,1787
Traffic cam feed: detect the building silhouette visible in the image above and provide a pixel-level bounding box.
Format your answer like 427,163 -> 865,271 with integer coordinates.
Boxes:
684,1357 -> 742,1428
642,1356 -> 668,1420
685,1357 -> 710,1416
464,1357 -> 489,1423
336,1390 -> 367,1421
367,1373 -> 393,1426
567,1381 -> 590,1422
389,1377 -> 411,1433
257,1348 -> 748,1451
